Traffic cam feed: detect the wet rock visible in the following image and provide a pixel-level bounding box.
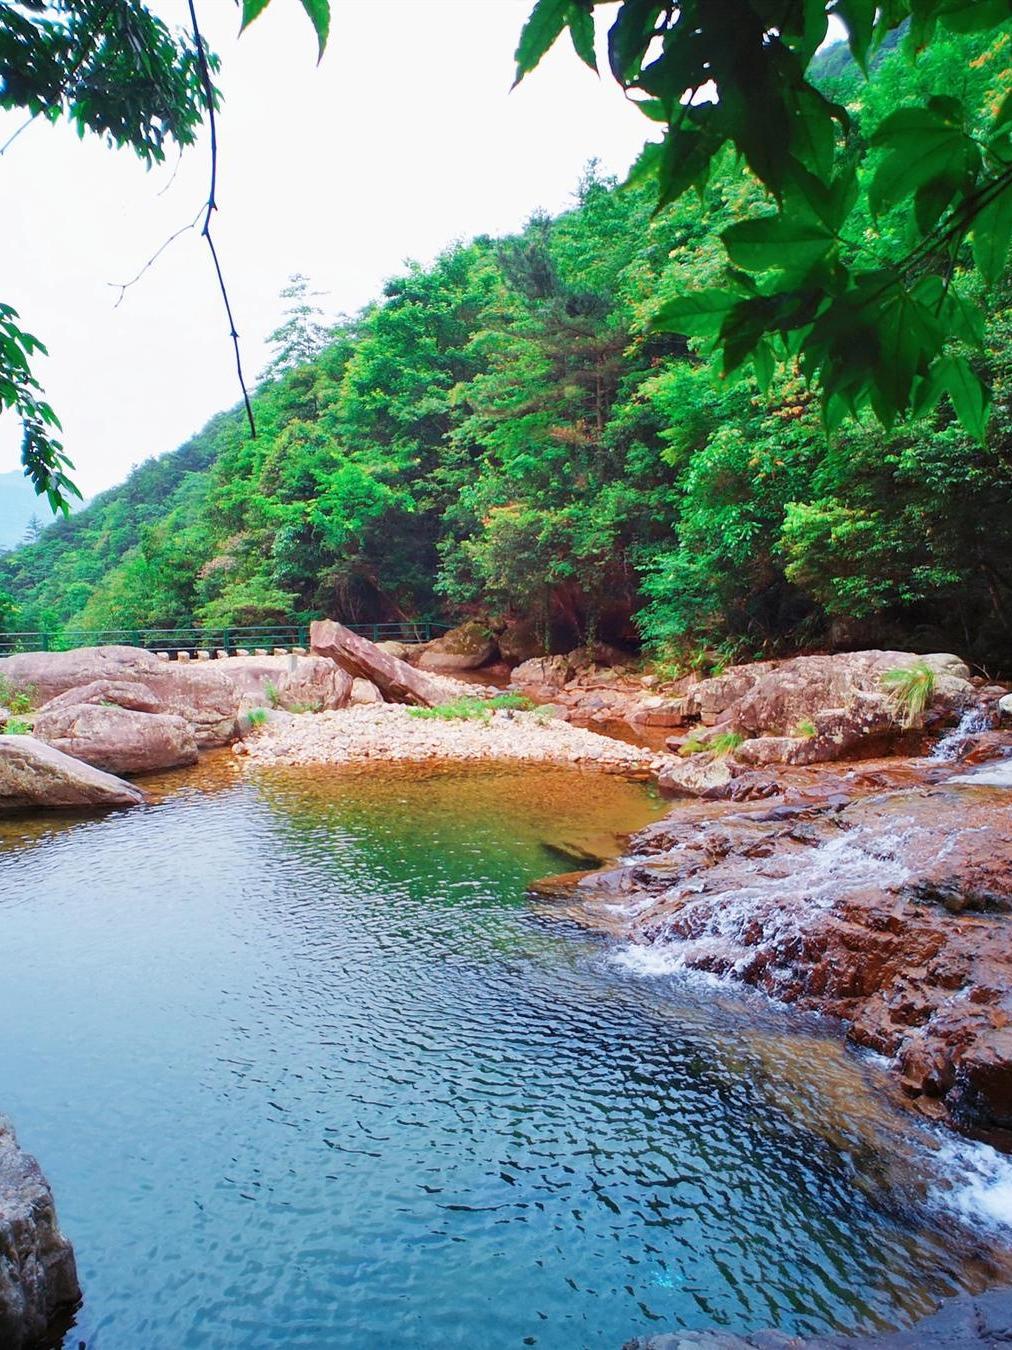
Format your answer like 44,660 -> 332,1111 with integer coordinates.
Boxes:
0,1117 -> 80,1349
32,704 -> 198,776
563,749 -> 1012,1132
1000,693 -> 1012,720
0,735 -> 145,811
657,753 -> 735,798
416,621 -> 497,672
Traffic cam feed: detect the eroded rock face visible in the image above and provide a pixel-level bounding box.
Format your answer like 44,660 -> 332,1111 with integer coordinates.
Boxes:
211,654 -> 352,712
511,655 -> 576,698
545,750 -> 1012,1132
36,679 -> 163,715
0,648 -> 239,746
0,1118 -> 80,1349
0,735 -> 145,812
416,621 -> 497,672
32,704 -> 198,776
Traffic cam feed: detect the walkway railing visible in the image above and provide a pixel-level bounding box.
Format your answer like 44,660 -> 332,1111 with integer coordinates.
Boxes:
0,621 -> 451,657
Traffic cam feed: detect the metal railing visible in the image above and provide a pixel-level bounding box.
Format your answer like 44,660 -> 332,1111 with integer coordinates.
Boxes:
0,620 -> 451,657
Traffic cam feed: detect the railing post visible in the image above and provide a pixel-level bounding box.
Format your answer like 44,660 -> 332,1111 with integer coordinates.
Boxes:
41,631 -> 49,652
222,628 -> 231,655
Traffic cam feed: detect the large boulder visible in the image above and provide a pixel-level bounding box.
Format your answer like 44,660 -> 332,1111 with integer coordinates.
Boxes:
0,735 -> 145,811
687,651 -> 974,734
0,1119 -> 80,1350
0,648 -> 238,746
212,654 -> 352,712
495,617 -> 545,665
511,655 -> 575,695
734,692 -> 899,766
309,620 -> 450,706
32,704 -> 198,776
416,621 -> 497,672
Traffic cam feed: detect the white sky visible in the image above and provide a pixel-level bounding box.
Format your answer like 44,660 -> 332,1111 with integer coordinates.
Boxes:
1,0 -> 656,498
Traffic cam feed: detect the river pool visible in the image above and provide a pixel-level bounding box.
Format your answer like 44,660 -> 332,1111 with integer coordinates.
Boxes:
1,758 -> 1009,1348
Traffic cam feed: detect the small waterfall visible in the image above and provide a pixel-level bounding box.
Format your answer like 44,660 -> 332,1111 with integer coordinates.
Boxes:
929,704 -> 992,761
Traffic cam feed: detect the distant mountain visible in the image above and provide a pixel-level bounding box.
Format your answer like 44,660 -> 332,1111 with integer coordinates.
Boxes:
0,471 -> 50,551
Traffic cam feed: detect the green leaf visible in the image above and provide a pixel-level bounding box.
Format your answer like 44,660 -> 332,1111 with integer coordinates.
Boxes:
834,0 -> 877,70
785,160 -> 858,231
651,289 -> 742,338
607,0 -> 664,84
938,0 -> 1012,33
722,211 -> 835,275
239,0 -> 272,35
298,0 -> 329,58
567,6 -> 598,71
934,354 -> 991,440
971,179 -> 1012,286
873,285 -> 945,412
868,105 -> 979,216
514,0 -> 569,83
994,89 -> 1012,136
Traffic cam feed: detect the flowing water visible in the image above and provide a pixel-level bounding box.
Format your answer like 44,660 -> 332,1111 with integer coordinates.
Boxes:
2,758 -> 1011,1349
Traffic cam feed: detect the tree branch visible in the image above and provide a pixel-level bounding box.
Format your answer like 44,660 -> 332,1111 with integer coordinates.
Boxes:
108,206 -> 204,308
186,0 -> 256,437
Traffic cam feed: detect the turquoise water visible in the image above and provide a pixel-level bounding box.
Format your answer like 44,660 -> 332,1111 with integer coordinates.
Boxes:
0,760 -> 1006,1349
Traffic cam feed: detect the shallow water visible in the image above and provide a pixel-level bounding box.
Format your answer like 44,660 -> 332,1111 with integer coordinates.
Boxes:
2,759 -> 1010,1349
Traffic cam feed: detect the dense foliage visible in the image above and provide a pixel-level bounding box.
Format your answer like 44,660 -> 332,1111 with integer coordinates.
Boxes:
3,31 -> 1011,669
519,0 -> 1012,439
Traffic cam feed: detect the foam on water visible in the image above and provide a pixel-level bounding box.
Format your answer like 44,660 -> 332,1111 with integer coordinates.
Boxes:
949,757 -> 1012,789
929,1136 -> 1012,1231
929,705 -> 992,761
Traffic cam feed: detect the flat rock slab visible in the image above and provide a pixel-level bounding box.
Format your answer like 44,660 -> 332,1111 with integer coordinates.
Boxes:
0,735 -> 145,811
0,1118 -> 80,1349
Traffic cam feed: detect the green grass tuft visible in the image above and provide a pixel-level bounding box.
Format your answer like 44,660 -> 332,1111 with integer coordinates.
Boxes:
246,707 -> 269,728
710,730 -> 745,757
3,717 -> 32,735
792,719 -> 817,739
264,680 -> 282,709
880,661 -> 935,727
0,677 -> 36,715
408,693 -> 533,722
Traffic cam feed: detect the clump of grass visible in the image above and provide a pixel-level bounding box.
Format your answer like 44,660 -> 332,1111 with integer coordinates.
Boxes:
792,719 -> 817,739
246,707 -> 269,728
408,693 -> 534,722
264,680 -> 282,709
0,676 -> 36,715
3,717 -> 32,735
880,661 -> 936,727
677,736 -> 709,757
710,730 -> 745,757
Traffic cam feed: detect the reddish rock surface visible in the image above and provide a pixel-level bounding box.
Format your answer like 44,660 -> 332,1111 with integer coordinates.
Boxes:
0,735 -> 145,811
540,747 -> 1012,1135
32,703 -> 198,776
310,619 -> 450,706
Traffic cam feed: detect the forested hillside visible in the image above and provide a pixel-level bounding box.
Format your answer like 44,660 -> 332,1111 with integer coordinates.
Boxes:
4,30 -> 1010,668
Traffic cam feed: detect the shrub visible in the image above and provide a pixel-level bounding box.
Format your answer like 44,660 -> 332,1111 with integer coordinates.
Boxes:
4,717 -> 32,735
880,661 -> 936,728
246,707 -> 269,728
0,677 -> 36,715
792,719 -> 817,739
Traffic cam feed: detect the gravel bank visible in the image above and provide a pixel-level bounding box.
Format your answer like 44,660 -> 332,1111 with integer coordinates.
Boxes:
237,704 -> 671,773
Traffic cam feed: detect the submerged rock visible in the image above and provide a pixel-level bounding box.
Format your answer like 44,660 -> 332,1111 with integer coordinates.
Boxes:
624,1286 -> 1012,1346
32,703 -> 198,776
0,735 -> 145,812
0,1118 -> 80,1349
